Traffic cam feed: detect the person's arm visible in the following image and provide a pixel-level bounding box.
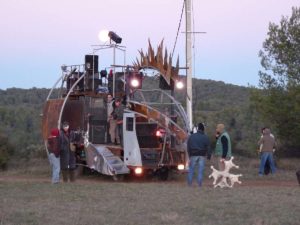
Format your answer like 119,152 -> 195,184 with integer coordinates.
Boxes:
221,136 -> 228,158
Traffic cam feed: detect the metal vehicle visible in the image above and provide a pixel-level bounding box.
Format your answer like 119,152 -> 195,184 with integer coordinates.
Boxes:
42,40 -> 190,180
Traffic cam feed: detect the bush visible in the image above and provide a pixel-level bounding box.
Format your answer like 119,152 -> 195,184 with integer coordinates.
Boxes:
0,133 -> 14,169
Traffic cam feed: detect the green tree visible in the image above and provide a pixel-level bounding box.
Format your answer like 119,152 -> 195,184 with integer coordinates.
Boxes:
252,7 -> 300,155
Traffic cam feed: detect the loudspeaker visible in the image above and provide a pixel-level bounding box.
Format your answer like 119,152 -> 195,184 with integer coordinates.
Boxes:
86,78 -> 102,91
89,125 -> 106,144
108,72 -> 125,95
85,55 -> 99,73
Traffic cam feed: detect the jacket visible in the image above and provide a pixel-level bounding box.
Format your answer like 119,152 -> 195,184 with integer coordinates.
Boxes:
187,130 -> 211,159
258,129 -> 276,152
215,131 -> 232,158
59,130 -> 76,170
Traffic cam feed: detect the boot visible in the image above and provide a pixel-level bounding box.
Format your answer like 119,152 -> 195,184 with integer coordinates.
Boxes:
62,170 -> 69,182
296,170 -> 300,185
69,169 -> 76,182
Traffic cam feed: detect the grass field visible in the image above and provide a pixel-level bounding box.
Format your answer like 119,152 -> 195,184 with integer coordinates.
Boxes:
0,157 -> 299,225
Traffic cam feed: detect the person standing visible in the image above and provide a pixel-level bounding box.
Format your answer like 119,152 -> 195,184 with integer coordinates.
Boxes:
109,99 -> 121,145
114,98 -> 125,146
258,127 -> 276,176
47,128 -> 60,184
59,122 -> 76,182
107,94 -> 114,143
214,123 -> 232,171
187,123 -> 211,187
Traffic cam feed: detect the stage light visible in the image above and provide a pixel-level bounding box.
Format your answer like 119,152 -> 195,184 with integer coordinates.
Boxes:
130,78 -> 140,88
98,30 -> 109,42
128,72 -> 143,89
108,31 -> 122,44
175,80 -> 184,89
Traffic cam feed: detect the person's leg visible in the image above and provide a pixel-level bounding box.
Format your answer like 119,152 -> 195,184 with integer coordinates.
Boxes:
197,156 -> 205,186
267,152 -> 276,174
296,170 -> 300,185
61,169 -> 68,182
48,153 -> 55,183
52,156 -> 60,183
116,124 -> 120,144
69,169 -> 76,182
187,156 -> 197,186
217,156 -> 225,171
259,152 -> 268,175
109,120 -> 116,144
118,124 -> 123,146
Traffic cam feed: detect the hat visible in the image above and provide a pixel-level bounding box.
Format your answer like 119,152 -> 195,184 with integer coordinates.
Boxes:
197,123 -> 205,131
50,128 -> 59,137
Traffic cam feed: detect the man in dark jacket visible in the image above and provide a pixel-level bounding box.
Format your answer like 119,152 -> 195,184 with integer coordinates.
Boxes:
187,123 -> 211,187
59,122 -> 76,182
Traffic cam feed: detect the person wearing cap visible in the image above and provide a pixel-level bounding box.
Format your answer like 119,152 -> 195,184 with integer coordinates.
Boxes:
59,122 -> 76,182
215,123 -> 232,171
187,123 -> 211,187
47,128 -> 60,184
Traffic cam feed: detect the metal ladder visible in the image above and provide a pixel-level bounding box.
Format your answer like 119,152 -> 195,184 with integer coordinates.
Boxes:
86,143 -> 129,176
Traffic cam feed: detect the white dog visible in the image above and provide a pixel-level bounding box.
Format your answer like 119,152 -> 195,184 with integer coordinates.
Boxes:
208,157 -> 242,188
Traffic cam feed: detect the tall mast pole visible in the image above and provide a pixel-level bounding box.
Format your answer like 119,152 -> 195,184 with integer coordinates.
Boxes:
185,0 -> 193,130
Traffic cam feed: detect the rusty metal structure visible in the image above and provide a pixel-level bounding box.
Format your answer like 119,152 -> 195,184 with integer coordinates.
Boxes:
42,39 -> 190,180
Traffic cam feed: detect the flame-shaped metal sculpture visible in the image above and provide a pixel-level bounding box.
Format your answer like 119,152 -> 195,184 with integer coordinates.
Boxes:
133,39 -> 180,85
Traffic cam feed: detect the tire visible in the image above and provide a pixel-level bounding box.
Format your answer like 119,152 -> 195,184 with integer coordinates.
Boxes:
158,167 -> 169,181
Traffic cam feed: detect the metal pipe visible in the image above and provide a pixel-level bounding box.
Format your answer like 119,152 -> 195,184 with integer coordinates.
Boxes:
185,0 -> 193,130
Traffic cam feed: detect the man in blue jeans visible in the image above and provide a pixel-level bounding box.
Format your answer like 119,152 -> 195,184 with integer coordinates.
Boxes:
258,128 -> 276,176
187,123 -> 211,187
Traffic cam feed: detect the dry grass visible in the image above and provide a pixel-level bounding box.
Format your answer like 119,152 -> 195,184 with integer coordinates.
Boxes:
0,156 -> 299,225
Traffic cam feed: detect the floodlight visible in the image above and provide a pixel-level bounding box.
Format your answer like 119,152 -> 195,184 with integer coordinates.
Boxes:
175,80 -> 184,89
108,31 -> 122,44
98,30 -> 109,42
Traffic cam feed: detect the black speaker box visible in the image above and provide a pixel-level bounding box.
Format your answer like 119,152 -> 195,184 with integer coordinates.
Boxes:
85,55 -> 99,73
89,125 -> 106,144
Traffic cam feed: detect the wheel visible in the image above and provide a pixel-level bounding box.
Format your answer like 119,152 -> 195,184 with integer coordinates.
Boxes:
112,174 -> 125,181
158,167 -> 169,181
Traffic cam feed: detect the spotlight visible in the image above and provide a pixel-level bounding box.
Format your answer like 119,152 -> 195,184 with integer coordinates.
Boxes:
175,80 -> 184,89
128,72 -> 143,89
108,31 -> 122,44
98,30 -> 109,42
130,78 -> 140,88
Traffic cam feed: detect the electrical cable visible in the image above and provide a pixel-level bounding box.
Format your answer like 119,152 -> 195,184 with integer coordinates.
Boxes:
171,0 -> 185,57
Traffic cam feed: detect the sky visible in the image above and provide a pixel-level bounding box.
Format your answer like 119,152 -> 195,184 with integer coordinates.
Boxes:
0,0 -> 299,89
